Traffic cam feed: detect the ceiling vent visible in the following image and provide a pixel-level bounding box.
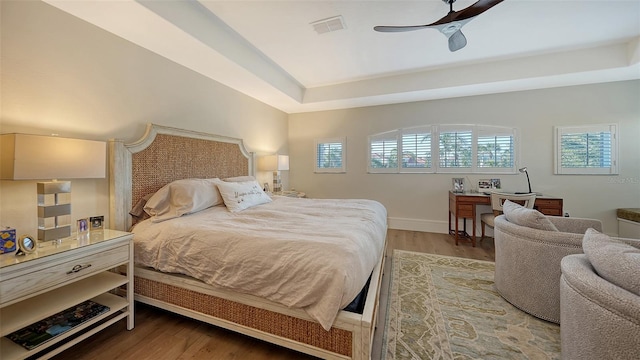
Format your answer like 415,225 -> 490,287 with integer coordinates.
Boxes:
311,15 -> 346,35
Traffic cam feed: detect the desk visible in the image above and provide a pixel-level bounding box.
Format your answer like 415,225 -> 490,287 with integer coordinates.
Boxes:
448,191 -> 563,247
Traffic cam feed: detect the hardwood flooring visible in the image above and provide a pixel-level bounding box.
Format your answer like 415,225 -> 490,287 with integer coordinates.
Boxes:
52,230 -> 494,360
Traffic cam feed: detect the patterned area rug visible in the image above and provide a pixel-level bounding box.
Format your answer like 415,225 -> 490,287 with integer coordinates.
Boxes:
382,250 -> 560,360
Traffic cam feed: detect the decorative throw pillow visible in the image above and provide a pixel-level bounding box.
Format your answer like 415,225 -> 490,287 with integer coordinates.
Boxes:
144,178 -> 223,222
502,200 -> 559,231
582,228 -> 640,296
129,193 -> 154,218
215,180 -> 272,212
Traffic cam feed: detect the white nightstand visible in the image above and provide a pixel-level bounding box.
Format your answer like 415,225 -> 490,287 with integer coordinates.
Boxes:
0,229 -> 134,359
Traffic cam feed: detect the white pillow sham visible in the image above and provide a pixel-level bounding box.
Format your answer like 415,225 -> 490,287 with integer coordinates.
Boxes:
223,176 -> 256,183
215,180 -> 272,212
144,178 -> 223,222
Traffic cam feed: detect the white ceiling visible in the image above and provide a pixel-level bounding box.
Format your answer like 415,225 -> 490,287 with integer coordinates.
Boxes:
45,0 -> 640,114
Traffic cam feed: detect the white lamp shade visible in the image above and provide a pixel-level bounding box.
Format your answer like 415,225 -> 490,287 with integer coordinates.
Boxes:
1,134 -> 106,180
259,154 -> 289,171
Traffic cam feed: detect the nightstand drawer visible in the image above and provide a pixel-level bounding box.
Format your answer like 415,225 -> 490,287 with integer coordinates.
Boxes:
0,243 -> 129,306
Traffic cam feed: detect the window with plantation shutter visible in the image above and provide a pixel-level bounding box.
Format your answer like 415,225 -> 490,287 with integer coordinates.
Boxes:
402,131 -> 432,171
555,124 -> 618,175
315,137 -> 346,173
368,126 -> 434,173
438,129 -> 472,170
475,126 -> 516,173
368,125 -> 518,174
369,131 -> 398,173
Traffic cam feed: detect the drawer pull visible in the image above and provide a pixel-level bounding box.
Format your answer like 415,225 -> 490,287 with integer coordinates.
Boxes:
67,264 -> 92,274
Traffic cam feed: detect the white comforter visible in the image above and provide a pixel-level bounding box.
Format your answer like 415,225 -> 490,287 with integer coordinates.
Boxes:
132,196 -> 387,330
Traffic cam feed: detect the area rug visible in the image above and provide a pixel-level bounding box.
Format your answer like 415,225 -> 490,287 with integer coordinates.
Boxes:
382,250 -> 560,360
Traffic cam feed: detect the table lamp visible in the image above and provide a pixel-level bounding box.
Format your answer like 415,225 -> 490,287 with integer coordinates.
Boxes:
517,167 -> 532,194
258,154 -> 289,193
1,134 -> 106,244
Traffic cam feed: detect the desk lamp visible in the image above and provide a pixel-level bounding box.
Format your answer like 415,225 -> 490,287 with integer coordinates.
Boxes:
1,134 -> 106,244
517,167 -> 532,194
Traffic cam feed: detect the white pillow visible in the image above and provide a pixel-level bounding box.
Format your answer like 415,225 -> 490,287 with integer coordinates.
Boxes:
215,180 -> 272,212
223,176 -> 256,183
503,200 -> 559,231
144,178 -> 223,222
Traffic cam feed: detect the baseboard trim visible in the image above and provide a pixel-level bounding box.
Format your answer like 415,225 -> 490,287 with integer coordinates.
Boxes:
388,217 -> 493,237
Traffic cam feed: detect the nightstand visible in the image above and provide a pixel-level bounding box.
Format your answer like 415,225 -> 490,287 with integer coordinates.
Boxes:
278,190 -> 306,198
0,229 -> 134,359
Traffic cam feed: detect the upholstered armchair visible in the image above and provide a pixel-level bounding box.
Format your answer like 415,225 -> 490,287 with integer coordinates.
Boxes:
493,201 -> 602,323
560,230 -> 640,360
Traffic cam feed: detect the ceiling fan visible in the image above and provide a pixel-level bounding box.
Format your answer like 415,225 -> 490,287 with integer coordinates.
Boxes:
374,0 -> 504,52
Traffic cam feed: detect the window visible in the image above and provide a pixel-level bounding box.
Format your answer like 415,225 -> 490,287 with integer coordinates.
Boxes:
476,127 -> 515,170
315,137 -> 346,173
555,124 -> 618,175
402,130 -> 432,171
368,125 -> 517,174
368,126 -> 433,173
438,128 -> 472,170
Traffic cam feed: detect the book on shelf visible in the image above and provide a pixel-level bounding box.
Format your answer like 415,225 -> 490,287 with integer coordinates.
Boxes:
6,300 -> 110,350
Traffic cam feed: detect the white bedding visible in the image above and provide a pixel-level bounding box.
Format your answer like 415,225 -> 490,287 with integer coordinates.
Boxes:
132,196 -> 387,330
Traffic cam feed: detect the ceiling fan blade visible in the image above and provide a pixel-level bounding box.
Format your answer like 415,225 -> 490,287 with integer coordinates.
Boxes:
448,30 -> 467,52
426,0 -> 504,26
452,0 -> 504,22
374,25 -> 429,33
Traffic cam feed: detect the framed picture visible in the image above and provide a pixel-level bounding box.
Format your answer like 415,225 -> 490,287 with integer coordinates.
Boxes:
478,179 -> 492,189
90,216 -> 104,231
491,178 -> 501,189
77,218 -> 89,235
263,182 -> 271,192
452,178 -> 464,193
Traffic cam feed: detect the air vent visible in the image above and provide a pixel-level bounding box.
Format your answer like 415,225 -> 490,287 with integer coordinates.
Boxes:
310,15 -> 346,35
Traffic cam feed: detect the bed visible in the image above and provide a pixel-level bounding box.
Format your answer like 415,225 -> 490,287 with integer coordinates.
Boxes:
109,124 -> 388,360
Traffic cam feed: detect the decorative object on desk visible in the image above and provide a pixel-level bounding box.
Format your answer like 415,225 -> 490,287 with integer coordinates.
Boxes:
7,300 -> 110,350
491,178 -> 501,189
1,227 -> 17,253
452,177 -> 464,193
517,167 -> 533,194
16,234 -> 36,255
90,216 -> 104,231
258,154 -> 289,193
478,179 -> 491,190
77,218 -> 89,235
0,134 -> 106,244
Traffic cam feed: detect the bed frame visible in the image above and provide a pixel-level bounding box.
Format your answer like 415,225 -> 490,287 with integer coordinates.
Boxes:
109,124 -> 386,360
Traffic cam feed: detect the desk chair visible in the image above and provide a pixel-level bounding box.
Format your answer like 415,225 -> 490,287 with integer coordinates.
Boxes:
480,192 -> 536,241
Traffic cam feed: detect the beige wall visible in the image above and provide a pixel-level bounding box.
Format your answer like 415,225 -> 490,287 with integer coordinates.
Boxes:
289,81 -> 640,236
0,1 -> 288,237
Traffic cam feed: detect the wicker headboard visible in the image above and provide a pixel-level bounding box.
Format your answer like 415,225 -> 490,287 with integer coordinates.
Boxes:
109,124 -> 253,231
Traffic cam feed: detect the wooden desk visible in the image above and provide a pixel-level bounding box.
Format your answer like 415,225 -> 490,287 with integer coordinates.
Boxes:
448,191 -> 563,247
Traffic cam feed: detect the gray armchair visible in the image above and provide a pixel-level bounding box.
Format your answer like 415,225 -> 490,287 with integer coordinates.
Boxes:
560,247 -> 640,359
493,211 -> 602,323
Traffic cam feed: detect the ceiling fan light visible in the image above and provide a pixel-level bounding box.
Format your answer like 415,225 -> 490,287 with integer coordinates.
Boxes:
448,30 -> 467,52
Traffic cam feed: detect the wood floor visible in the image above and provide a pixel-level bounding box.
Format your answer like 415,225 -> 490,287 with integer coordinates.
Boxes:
52,230 -> 495,360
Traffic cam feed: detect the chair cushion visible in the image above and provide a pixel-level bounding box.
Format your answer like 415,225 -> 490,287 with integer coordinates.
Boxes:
502,200 -> 559,232
582,228 -> 640,296
481,213 -> 496,227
